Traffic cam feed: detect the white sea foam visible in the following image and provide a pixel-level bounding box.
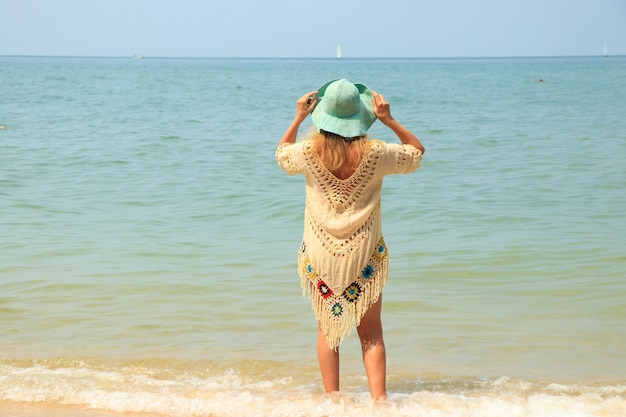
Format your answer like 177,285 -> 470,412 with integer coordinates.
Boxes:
1,361 -> 624,417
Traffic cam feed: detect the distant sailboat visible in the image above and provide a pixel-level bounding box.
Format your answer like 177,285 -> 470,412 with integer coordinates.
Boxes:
336,45 -> 342,60
603,42 -> 608,57
133,54 -> 144,60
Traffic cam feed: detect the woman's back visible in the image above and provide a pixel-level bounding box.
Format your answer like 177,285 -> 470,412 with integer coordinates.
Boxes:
311,132 -> 369,180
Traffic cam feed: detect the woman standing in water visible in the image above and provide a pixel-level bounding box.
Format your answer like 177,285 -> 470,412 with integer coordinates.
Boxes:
276,79 -> 424,400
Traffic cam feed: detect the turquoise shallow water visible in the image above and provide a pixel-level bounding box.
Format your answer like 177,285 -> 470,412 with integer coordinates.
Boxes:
1,56 -> 625,416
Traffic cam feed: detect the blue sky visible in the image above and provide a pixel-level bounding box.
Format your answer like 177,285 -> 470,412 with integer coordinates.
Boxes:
1,0 -> 625,57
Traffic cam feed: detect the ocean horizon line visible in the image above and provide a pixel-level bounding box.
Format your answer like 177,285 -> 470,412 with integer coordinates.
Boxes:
1,53 -> 621,60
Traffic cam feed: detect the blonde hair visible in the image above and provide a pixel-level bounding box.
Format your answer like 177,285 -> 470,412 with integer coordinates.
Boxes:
310,130 -> 371,179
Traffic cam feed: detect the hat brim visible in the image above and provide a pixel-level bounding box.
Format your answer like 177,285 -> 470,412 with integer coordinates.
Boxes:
311,79 -> 377,138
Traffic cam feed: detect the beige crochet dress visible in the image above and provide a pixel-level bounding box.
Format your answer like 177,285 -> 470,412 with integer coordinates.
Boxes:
276,140 -> 422,349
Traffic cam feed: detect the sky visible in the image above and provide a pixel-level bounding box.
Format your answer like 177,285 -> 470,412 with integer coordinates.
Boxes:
1,0 -> 625,58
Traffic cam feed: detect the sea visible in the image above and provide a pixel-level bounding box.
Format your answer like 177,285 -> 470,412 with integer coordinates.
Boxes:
1,55 -> 625,417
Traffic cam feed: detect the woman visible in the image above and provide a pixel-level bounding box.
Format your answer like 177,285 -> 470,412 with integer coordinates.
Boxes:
276,79 -> 424,400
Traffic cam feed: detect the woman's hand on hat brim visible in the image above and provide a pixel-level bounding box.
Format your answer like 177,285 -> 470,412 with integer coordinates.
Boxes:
278,91 -> 318,146
295,91 -> 318,122
371,91 -> 393,125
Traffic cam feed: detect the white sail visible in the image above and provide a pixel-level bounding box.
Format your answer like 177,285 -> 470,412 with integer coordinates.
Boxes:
603,42 -> 608,57
336,45 -> 342,59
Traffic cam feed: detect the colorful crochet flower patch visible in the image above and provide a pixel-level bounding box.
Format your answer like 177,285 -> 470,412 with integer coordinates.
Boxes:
331,302 -> 343,317
303,257 -> 317,281
317,280 -> 334,299
373,238 -> 387,260
342,282 -> 362,303
361,264 -> 375,279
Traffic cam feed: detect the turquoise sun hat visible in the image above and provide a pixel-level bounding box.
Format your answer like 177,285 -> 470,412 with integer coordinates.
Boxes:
311,79 -> 377,138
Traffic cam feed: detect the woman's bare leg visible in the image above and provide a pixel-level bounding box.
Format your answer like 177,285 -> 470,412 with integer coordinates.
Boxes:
317,326 -> 340,393
357,297 -> 387,400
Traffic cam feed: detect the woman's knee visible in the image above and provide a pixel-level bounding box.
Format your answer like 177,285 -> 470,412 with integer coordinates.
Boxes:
357,313 -> 383,343
358,324 -> 384,347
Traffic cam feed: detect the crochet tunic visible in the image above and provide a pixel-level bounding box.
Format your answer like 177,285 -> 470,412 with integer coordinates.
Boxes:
276,140 -> 422,349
